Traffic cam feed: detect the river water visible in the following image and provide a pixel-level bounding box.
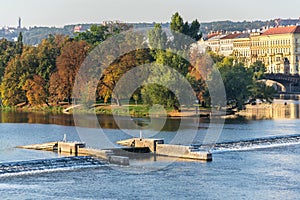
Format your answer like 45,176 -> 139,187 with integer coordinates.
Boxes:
1,102 -> 300,199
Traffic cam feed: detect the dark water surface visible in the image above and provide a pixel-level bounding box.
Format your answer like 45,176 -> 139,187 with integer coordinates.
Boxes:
0,108 -> 300,199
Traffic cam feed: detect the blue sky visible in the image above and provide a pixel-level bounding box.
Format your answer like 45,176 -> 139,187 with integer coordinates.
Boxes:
1,0 -> 300,27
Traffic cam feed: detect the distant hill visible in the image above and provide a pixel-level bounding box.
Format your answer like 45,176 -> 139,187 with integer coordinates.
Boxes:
200,18 -> 300,34
1,18 -> 300,45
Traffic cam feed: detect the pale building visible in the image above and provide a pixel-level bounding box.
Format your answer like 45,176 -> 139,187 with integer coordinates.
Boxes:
199,31 -> 228,53
219,33 -> 242,57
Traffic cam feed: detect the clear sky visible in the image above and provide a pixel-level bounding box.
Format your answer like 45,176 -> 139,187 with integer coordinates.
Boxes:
1,0 -> 300,27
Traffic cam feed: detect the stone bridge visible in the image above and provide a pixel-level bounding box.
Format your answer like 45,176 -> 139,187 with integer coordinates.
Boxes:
264,74 -> 300,93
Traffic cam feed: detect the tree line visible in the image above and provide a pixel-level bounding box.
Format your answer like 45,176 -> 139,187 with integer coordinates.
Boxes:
0,13 -> 274,111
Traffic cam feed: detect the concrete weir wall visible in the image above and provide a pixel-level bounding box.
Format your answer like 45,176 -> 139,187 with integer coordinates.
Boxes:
57,142 -> 85,155
156,144 -> 212,161
117,138 -> 212,161
130,138 -> 164,152
18,142 -> 130,166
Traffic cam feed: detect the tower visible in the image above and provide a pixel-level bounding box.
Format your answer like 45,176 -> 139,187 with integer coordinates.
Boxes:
18,17 -> 21,29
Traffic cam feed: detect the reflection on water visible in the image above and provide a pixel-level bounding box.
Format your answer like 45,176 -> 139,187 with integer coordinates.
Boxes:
2,100 -> 300,132
239,100 -> 300,119
0,111 -> 203,131
0,111 -> 75,126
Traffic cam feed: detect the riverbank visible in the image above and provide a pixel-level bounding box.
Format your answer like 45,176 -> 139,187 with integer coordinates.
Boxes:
1,103 -> 211,118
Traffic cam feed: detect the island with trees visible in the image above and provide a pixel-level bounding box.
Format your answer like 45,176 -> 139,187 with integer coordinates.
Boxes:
0,13 -> 275,117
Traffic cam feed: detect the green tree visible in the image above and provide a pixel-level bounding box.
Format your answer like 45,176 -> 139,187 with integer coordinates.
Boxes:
147,23 -> 167,51
249,82 -> 275,103
155,50 -> 189,76
1,45 -> 41,106
217,57 -> 253,109
170,12 -> 201,50
0,39 -> 16,82
1,57 -> 26,106
249,60 -> 266,80
36,35 -> 63,82
75,23 -> 131,47
141,64 -> 194,110
16,32 -> 23,55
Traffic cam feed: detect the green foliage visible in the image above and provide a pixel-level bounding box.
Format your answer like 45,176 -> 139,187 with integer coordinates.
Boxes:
16,32 -> 23,55
75,23 -> 131,47
249,82 -> 275,103
0,13 -> 276,113
170,12 -> 201,50
214,57 -> 275,110
217,58 -> 252,109
97,31 -> 152,105
1,57 -> 26,106
141,64 -> 194,110
207,50 -> 225,63
147,24 -> 167,50
75,25 -> 109,47
0,39 -> 16,82
142,83 -> 179,109
36,35 -> 61,82
155,50 -> 189,76
249,60 -> 266,80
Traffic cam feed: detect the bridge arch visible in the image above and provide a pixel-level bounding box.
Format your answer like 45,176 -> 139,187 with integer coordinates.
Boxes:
258,79 -> 286,93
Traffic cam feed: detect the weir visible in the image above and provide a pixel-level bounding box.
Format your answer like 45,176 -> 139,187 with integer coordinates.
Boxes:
116,138 -> 212,161
18,137 -> 212,166
18,142 -> 130,166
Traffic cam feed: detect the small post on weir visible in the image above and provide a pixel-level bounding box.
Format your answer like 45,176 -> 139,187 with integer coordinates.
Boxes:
139,130 -> 143,139
63,134 -> 67,142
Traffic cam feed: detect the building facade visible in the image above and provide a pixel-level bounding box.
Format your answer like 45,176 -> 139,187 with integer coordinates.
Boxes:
200,25 -> 300,75
254,26 -> 300,75
219,33 -> 242,57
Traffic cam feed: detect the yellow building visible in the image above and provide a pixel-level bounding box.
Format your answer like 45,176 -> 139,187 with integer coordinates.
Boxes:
233,33 -> 251,65
201,25 -> 300,75
253,26 -> 300,75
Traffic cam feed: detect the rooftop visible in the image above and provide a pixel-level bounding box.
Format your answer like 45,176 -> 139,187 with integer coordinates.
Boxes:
262,25 -> 300,36
235,33 -> 250,39
221,33 -> 243,40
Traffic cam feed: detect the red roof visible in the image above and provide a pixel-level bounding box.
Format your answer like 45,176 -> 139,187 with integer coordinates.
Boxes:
262,26 -> 300,36
206,33 -> 220,39
221,33 -> 242,40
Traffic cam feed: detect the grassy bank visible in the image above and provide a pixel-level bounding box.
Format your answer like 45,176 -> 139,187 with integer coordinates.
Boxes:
1,105 -> 64,114
1,103 -> 211,118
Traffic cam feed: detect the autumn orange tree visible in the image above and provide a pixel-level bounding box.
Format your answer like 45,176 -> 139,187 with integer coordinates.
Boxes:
98,48 -> 153,105
49,39 -> 89,104
22,75 -> 47,106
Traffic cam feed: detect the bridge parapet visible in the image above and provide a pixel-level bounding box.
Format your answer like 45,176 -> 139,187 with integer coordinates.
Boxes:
265,74 -> 300,84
